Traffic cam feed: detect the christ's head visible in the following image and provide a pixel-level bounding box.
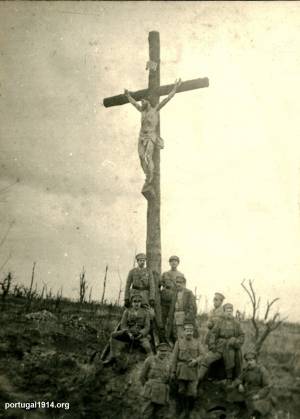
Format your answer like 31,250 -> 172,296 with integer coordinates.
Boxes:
141,99 -> 151,111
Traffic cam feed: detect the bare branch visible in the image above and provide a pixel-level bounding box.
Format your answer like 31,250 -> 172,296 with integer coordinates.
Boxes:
264,298 -> 280,321
0,178 -> 20,195
0,251 -> 12,273
117,268 -> 123,306
0,221 -> 15,248
101,265 -> 109,305
79,267 -> 88,304
241,279 -> 259,340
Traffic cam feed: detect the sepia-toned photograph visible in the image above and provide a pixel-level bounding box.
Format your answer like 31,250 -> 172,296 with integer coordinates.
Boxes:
0,1 -> 299,418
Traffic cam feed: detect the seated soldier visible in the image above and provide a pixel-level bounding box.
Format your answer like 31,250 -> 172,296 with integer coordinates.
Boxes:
166,276 -> 197,342
140,343 -> 172,419
198,303 -> 244,383
103,293 -> 152,364
236,351 -> 273,418
171,322 -> 205,418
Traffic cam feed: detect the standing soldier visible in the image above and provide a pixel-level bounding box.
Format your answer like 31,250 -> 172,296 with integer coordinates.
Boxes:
166,276 -> 197,342
159,255 -> 185,326
171,322 -> 205,418
140,343 -> 172,419
205,292 -> 225,345
124,253 -> 155,309
236,351 -> 273,418
198,303 -> 245,383
103,293 -> 152,365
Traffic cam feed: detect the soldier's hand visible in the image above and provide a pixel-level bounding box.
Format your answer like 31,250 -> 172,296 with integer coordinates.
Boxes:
124,89 -> 129,96
238,384 -> 245,393
252,394 -> 260,401
188,359 -> 198,367
149,299 -> 155,307
175,78 -> 182,89
136,334 -> 143,340
228,337 -> 236,347
127,332 -> 134,340
124,299 -> 130,308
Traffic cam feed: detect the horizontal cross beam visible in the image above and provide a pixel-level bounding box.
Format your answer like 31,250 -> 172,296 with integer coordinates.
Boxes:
103,77 -> 209,108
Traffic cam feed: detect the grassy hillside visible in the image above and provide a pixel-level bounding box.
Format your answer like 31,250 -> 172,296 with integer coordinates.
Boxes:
0,296 -> 299,418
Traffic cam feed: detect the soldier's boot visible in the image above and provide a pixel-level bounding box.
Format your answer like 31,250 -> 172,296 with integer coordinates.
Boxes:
103,341 -> 117,366
178,398 -> 188,419
225,368 -> 233,385
197,365 -> 209,382
140,337 -> 153,355
103,354 -> 116,366
176,394 -> 186,418
186,397 -> 195,418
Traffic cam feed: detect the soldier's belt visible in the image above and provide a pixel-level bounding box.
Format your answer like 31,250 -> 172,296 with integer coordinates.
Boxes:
178,358 -> 193,363
132,286 -> 150,291
149,378 -> 168,384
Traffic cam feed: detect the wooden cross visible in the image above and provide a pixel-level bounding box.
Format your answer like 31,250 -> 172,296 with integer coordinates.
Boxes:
103,31 -> 208,280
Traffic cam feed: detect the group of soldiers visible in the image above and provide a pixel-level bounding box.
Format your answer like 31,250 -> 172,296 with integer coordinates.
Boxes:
103,253 -> 273,419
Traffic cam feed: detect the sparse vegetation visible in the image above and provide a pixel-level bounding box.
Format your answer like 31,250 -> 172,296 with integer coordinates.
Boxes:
0,272 -> 298,418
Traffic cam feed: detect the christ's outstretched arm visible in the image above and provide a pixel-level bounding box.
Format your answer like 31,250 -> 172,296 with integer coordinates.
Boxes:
156,78 -> 182,111
124,89 -> 142,112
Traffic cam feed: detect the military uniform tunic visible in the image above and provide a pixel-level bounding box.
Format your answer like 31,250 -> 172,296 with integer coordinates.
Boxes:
125,267 -> 155,306
166,288 -> 197,341
140,354 -> 171,419
109,307 -> 152,357
237,364 -> 272,416
205,305 -> 225,345
172,337 -> 205,397
200,316 -> 244,379
207,305 -> 224,329
160,270 -> 185,304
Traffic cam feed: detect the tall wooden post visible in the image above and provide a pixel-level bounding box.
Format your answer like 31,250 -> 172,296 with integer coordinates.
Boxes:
146,31 -> 161,276
103,31 -> 209,324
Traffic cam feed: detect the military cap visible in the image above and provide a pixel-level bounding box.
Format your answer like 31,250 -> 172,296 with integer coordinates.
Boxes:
156,343 -> 171,352
214,292 -> 225,300
169,255 -> 180,263
183,321 -> 195,328
223,303 -> 233,310
136,253 -> 146,260
130,291 -> 142,301
175,275 -> 185,283
244,351 -> 257,360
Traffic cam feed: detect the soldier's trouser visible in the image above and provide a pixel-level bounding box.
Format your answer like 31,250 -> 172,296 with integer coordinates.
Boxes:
246,398 -> 272,417
141,400 -> 167,419
172,324 -> 185,341
161,304 -> 171,326
223,347 -> 235,371
198,351 -> 222,381
110,330 -> 152,356
177,380 -> 198,398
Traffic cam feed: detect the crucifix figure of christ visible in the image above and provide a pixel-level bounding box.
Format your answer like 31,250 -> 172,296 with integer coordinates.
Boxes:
103,31 -> 208,326
124,78 -> 182,188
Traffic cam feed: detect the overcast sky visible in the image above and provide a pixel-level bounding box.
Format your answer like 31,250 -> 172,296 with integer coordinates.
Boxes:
1,1 -> 300,321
